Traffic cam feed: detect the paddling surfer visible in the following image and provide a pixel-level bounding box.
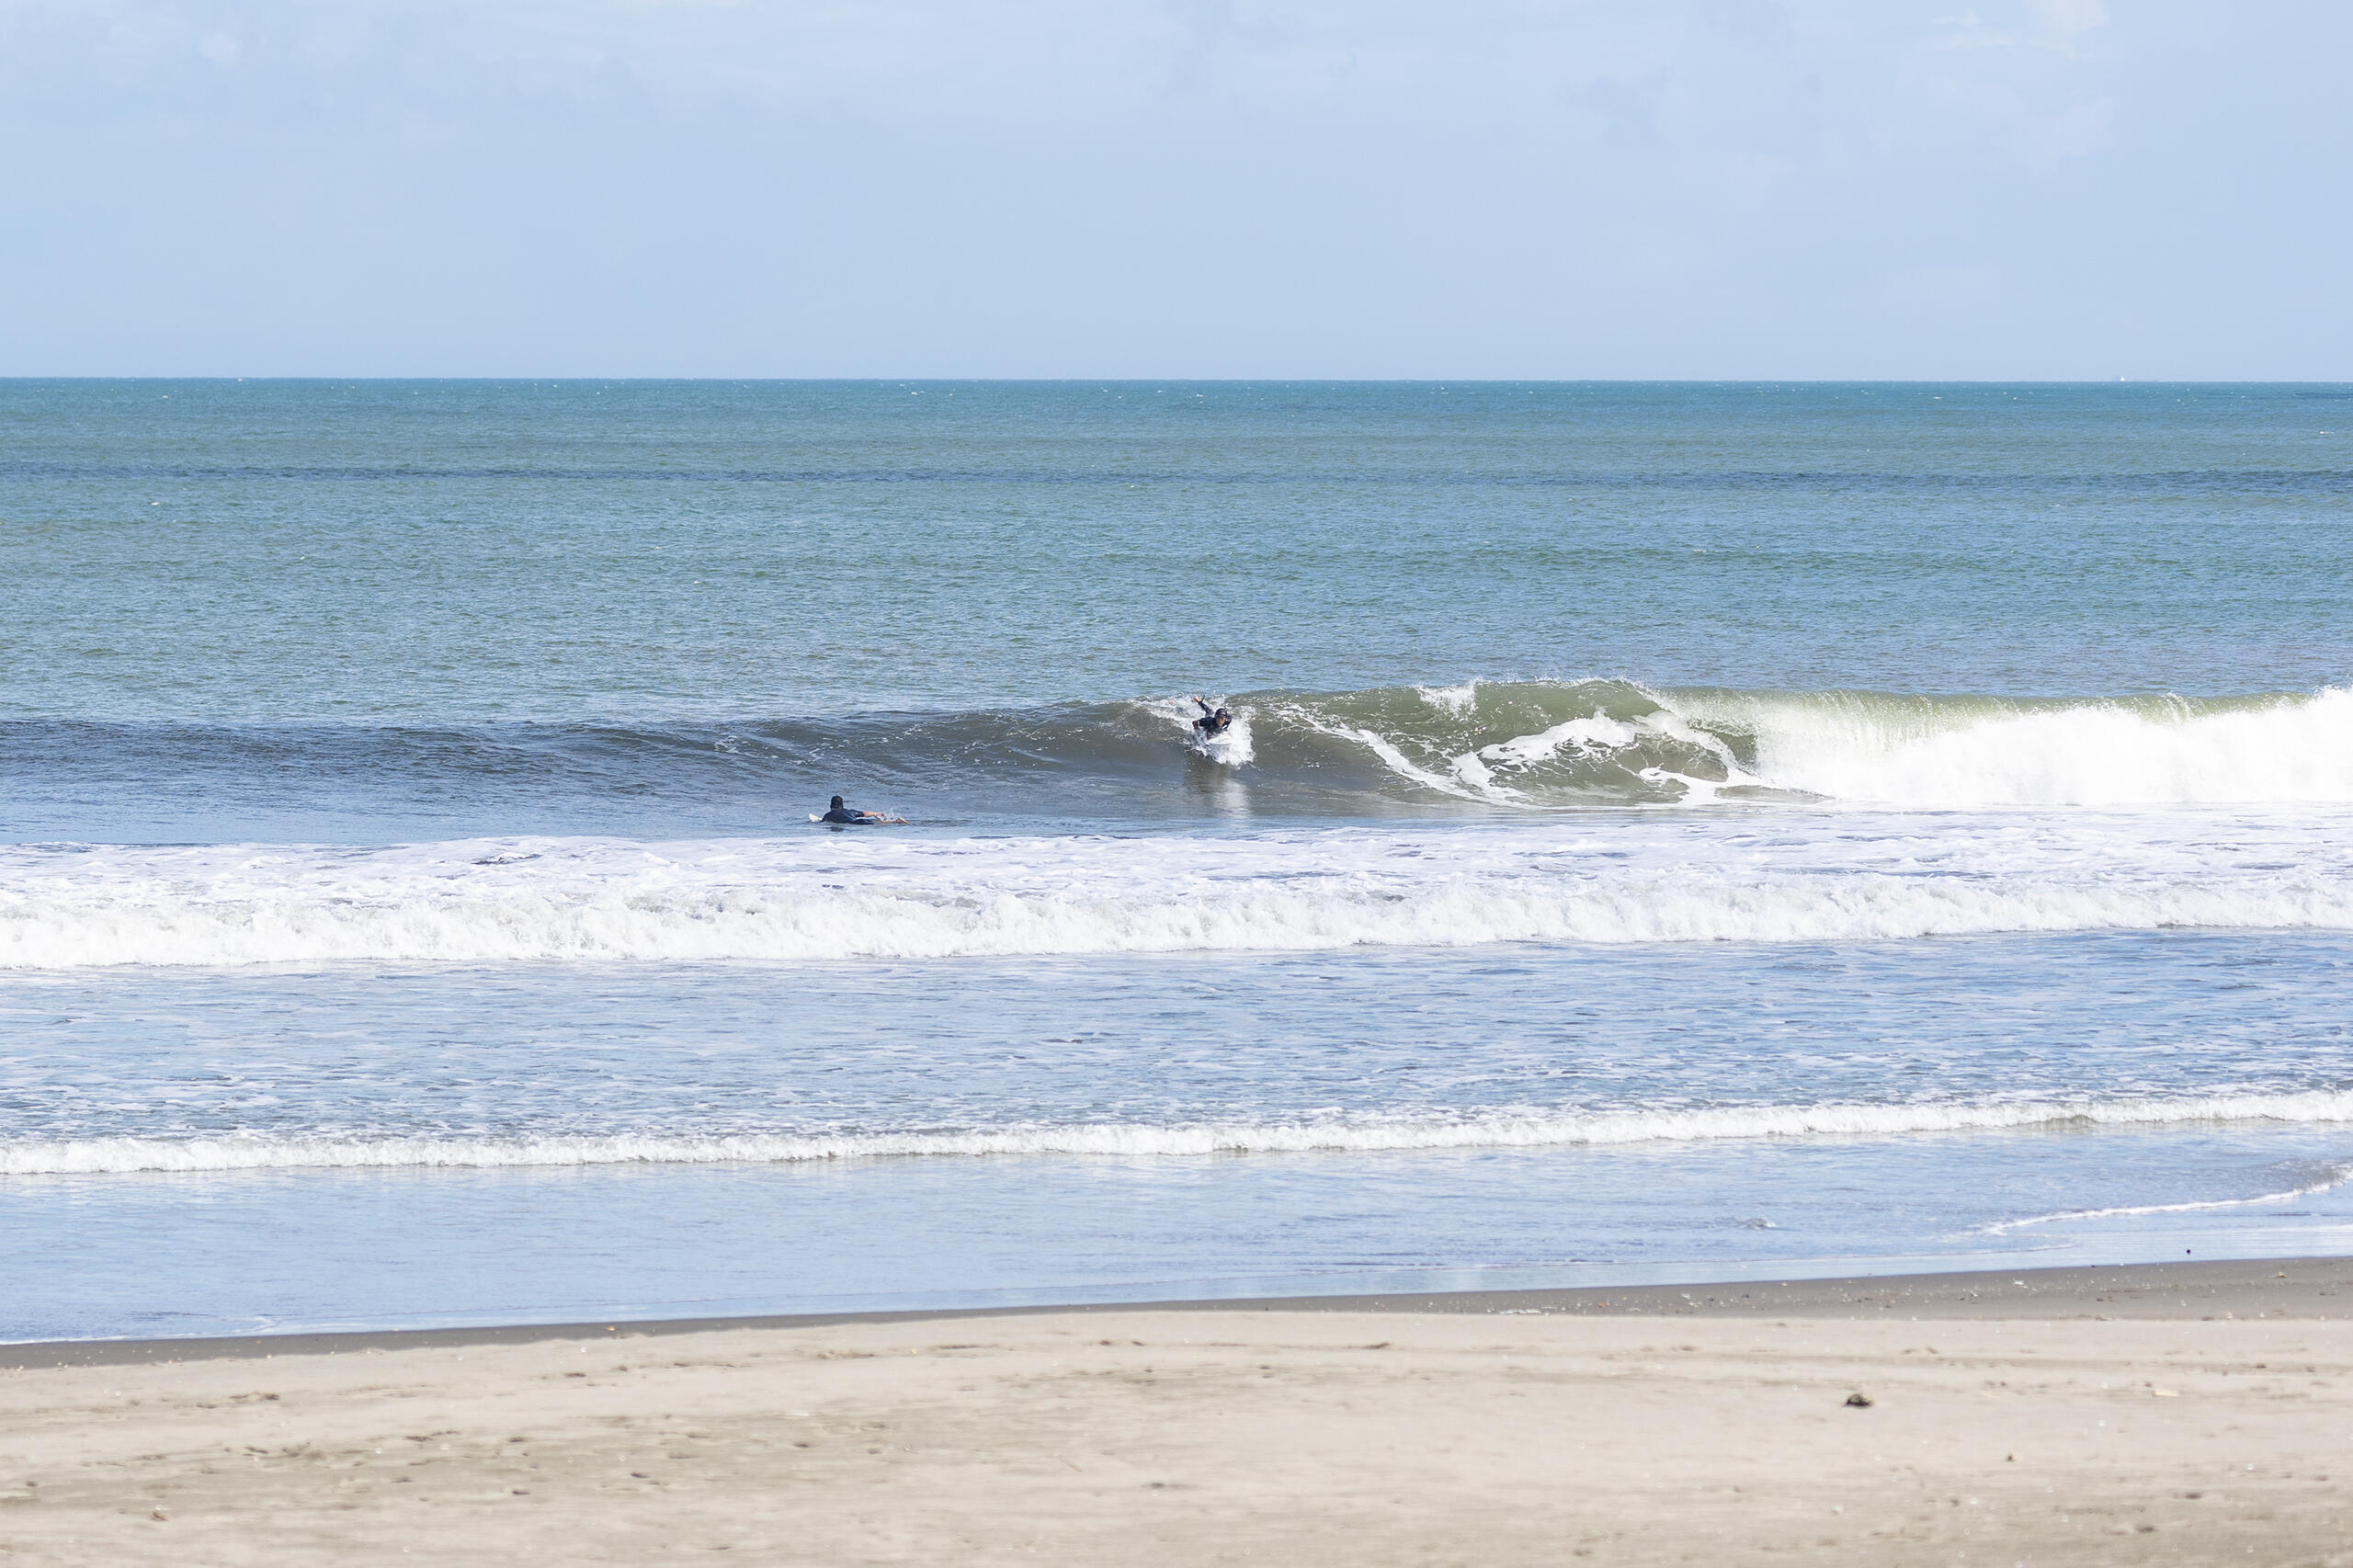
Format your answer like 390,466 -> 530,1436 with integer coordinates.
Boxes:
1190,697 -> 1235,738
818,795 -> 905,824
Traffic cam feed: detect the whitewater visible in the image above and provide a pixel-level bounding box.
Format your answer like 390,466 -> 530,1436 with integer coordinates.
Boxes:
4,807 -> 2352,969
1274,681 -> 2353,811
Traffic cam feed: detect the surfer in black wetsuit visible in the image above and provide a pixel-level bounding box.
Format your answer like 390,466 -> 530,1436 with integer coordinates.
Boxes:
819,795 -> 905,824
1190,697 -> 1234,738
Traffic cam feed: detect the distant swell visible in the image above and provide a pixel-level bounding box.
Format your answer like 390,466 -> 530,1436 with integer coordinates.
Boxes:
14,1092 -> 2353,1176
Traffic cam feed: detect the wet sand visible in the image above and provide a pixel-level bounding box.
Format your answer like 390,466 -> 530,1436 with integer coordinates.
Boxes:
5,1256 -> 2352,1565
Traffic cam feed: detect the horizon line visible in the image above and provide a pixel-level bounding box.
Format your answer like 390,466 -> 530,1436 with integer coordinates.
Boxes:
3,375 -> 2347,387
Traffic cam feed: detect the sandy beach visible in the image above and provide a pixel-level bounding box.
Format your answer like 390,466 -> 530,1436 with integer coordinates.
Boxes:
6,1257 -> 2353,1566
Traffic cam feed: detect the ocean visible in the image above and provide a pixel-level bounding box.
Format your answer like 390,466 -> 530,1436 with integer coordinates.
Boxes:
5,378 -> 2351,1342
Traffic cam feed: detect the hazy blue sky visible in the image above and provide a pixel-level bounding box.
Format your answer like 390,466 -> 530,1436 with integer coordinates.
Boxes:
3,1 -> 2346,377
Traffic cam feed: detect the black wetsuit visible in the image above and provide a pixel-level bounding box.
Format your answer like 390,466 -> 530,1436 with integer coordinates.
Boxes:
821,806 -> 867,824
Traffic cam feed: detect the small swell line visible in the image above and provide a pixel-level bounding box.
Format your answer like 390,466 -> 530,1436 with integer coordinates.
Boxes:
1979,1164 -> 2353,1234
12,1091 -> 2353,1176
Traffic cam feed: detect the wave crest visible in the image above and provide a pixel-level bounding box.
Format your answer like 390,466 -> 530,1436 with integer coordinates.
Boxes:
14,682 -> 2349,830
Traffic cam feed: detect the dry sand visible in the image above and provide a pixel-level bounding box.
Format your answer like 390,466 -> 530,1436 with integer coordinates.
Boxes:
6,1258 -> 2353,1566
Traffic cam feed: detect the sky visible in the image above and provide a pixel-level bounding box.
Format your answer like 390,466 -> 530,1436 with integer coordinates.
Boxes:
2,0 -> 2347,378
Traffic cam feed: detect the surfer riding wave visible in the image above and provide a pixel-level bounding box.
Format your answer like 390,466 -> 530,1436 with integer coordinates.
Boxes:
1191,698 -> 1235,738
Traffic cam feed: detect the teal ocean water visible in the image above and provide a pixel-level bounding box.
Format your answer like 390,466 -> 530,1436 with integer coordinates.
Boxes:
4,381 -> 2352,1340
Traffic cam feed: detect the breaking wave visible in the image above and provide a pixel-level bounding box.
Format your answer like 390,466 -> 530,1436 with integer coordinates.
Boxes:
1668,685 -> 2353,809
9,682 -> 2351,827
14,1091 -> 2353,1176
1244,680 -> 2353,809
9,681 -> 2352,968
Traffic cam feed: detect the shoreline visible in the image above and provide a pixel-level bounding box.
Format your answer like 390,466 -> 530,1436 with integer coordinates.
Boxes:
9,1257 -> 2353,1564
13,1252 -> 2351,1370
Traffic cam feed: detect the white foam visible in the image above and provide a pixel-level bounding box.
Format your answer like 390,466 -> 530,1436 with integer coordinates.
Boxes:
1415,682 -> 1480,716
1152,696 -> 1255,766
1300,715 -> 1497,801
1680,687 -> 2353,807
1291,702 -> 1691,804
1197,710 -> 1255,766
1476,714 -> 1643,765
1448,747 -> 1513,796
3,812 -> 2350,969
13,1090 -> 2353,1176
1442,708 -> 1763,803
1301,684 -> 2353,811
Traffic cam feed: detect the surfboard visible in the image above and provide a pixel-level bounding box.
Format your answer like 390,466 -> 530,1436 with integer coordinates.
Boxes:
1186,720 -> 1250,766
